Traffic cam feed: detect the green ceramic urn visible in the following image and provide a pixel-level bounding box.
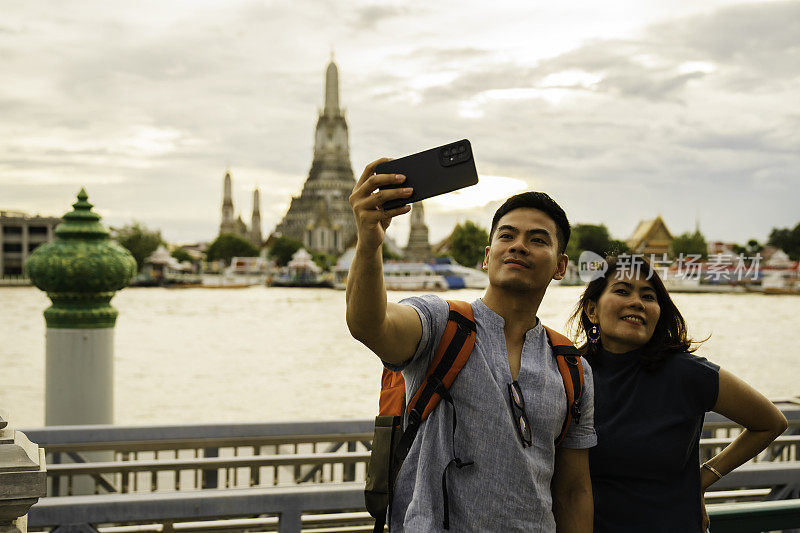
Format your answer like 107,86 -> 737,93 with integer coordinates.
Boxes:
25,189 -> 137,329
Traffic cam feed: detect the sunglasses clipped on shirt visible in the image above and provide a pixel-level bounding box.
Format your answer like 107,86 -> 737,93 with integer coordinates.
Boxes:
507,380 -> 532,447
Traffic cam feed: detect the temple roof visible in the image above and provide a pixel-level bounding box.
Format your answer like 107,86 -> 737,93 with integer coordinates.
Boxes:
627,215 -> 673,252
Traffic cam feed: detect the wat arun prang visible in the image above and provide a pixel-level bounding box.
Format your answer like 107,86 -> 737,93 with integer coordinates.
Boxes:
271,59 -> 358,256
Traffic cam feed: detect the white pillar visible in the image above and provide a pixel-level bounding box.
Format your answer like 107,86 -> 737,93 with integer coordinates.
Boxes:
45,329 -> 114,426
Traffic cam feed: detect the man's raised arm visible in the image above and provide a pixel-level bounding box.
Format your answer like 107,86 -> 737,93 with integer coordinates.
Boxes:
346,158 -> 423,366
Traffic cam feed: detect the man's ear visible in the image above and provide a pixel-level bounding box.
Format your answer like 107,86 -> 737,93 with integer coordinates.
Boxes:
482,245 -> 490,270
584,300 -> 598,323
552,253 -> 568,280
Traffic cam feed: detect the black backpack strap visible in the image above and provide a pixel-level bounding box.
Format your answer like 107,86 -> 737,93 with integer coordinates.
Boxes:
544,326 -> 584,447
432,375 -> 474,530
554,345 -> 583,418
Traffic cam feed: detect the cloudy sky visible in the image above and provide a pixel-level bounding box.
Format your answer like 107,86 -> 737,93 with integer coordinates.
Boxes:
2,0 -> 798,247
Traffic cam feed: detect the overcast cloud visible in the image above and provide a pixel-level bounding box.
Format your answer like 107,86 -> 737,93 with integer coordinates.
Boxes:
1,0 -> 798,246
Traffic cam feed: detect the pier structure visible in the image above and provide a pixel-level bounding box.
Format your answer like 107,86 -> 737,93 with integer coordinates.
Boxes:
25,189 -> 136,494
0,414 -> 47,532
15,401 -> 800,532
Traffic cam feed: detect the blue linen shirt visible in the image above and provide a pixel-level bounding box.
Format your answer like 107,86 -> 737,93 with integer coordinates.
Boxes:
387,295 -> 597,532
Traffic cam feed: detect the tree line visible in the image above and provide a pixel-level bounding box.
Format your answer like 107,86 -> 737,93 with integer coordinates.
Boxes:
110,219 -> 800,274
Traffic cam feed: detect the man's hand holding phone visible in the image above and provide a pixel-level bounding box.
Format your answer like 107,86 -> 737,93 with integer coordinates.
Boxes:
349,158 -> 413,251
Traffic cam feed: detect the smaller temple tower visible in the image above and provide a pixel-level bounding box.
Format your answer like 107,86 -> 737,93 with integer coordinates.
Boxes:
219,170 -> 235,235
217,169 -> 261,244
404,202 -> 433,262
250,188 -> 262,246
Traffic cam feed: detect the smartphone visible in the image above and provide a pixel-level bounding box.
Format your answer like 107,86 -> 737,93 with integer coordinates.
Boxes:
377,139 -> 479,210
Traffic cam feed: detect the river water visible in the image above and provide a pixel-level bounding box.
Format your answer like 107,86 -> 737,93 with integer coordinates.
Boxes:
1,286 -> 798,427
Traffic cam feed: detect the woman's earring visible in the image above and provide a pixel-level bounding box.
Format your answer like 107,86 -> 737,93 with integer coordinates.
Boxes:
587,324 -> 600,344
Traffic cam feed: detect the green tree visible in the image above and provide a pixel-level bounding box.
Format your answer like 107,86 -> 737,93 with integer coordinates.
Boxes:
449,221 -> 489,268
565,224 -> 621,260
171,248 -> 194,264
732,239 -> 762,256
207,233 -> 259,264
111,222 -> 163,272
382,243 -> 401,261
268,236 -> 304,266
310,250 -> 336,270
670,230 -> 707,259
768,223 -> 800,260
606,239 -> 630,256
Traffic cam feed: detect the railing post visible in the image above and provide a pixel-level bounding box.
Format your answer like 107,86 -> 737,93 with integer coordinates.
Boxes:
201,447 -> 218,489
344,441 -> 356,481
250,446 -> 261,486
50,452 -> 61,497
279,508 -> 302,533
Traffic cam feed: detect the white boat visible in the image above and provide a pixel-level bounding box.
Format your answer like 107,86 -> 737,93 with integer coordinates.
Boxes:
333,251 -> 487,291
430,261 -> 489,289
382,262 -> 448,291
198,257 -> 271,288
754,270 -> 800,295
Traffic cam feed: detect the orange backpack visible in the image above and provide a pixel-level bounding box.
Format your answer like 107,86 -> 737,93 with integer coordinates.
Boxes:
364,300 -> 584,531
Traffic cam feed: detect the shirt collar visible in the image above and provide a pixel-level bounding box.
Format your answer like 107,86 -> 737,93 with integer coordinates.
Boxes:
474,298 -> 542,338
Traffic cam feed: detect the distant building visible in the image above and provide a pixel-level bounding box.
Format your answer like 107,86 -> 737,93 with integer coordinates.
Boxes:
404,202 -> 433,262
143,245 -> 193,280
762,246 -> 794,268
707,241 -> 738,257
218,170 -> 262,247
271,58 -> 357,256
627,215 -> 673,256
0,211 -> 61,276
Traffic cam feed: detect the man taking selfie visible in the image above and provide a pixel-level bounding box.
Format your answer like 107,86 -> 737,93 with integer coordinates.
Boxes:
347,158 -> 596,532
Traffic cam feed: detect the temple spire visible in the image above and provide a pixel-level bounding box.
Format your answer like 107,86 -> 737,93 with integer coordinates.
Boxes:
220,170 -> 235,235
404,202 -> 432,262
250,188 -> 262,246
324,59 -> 340,115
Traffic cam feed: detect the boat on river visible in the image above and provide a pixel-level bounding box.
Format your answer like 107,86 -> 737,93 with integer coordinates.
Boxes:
270,249 -> 333,288
430,260 -> 489,290
332,252 -> 487,291
382,262 -> 448,291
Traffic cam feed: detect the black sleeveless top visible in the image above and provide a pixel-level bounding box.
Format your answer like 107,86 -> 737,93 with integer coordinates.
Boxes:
589,348 -> 719,532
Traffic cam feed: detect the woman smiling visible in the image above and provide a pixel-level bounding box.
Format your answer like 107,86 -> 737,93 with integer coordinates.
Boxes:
569,256 -> 787,532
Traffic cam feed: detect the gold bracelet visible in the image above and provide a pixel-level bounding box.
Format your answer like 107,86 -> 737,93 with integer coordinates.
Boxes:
702,462 -> 723,480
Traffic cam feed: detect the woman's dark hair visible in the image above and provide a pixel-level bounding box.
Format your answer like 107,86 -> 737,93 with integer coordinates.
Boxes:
567,255 -> 703,370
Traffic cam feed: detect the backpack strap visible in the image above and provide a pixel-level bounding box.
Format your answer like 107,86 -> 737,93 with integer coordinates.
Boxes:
394,300 -> 476,461
543,325 -> 584,447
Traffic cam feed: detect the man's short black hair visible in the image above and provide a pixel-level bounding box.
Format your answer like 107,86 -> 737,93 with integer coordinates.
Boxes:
489,192 -> 571,254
